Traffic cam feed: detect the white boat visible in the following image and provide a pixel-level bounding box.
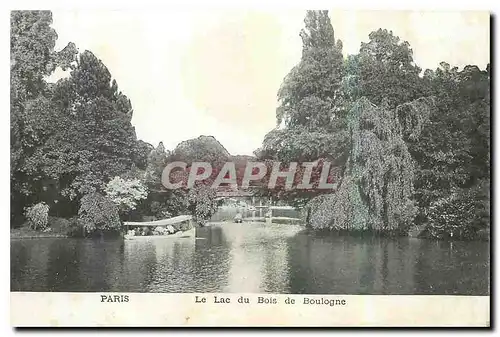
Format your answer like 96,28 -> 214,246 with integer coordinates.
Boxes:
123,215 -> 196,241
124,227 -> 195,240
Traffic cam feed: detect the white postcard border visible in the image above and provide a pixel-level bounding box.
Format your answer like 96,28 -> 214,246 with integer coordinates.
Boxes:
10,292 -> 490,327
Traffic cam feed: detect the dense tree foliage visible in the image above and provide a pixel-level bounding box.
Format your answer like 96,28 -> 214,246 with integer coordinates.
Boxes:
277,10 -> 345,131
10,11 -> 78,221
306,97 -> 434,233
11,10 -> 489,240
357,29 -> 424,109
171,135 -> 230,166
104,176 -> 148,218
13,50 -> 145,220
259,10 -> 348,164
11,11 -> 190,233
144,142 -> 169,191
255,11 -> 349,208
412,63 -> 491,237
77,192 -> 121,234
24,202 -> 50,230
261,10 -> 490,239
142,142 -> 187,219
10,12 -> 158,232
166,136 -> 232,223
187,186 -> 219,225
48,51 -> 140,197
426,181 -> 489,239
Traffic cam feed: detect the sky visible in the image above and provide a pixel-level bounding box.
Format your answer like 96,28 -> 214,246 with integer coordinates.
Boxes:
49,10 -> 490,155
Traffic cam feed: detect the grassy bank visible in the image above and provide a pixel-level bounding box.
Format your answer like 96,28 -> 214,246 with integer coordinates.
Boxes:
10,227 -> 68,239
11,216 -> 127,239
11,216 -> 78,239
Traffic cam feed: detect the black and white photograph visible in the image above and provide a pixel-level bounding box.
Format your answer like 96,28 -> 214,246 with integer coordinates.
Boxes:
9,6 -> 491,327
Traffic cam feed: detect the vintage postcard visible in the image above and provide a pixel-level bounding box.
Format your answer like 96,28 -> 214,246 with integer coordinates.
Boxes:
9,6 -> 490,327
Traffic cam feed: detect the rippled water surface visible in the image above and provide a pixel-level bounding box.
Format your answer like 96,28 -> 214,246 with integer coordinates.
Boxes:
11,222 -> 490,294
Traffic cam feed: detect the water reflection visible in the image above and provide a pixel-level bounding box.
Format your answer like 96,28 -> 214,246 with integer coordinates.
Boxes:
413,240 -> 490,295
10,224 -> 490,295
286,233 -> 489,295
217,223 -> 299,292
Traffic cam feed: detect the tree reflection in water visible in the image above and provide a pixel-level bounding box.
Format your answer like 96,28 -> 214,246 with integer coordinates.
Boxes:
11,224 -> 489,295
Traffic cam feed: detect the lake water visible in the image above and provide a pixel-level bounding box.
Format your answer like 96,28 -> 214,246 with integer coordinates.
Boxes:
11,222 -> 490,295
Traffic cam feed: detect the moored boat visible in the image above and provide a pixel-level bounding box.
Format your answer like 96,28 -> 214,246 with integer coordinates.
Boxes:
123,215 -> 195,240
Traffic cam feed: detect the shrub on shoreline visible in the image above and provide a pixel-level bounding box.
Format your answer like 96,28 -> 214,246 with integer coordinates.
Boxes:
78,192 -> 121,235
24,202 -> 49,231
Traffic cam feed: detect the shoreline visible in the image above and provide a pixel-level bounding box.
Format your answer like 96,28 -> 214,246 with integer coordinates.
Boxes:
11,222 -> 489,242
10,228 -> 69,239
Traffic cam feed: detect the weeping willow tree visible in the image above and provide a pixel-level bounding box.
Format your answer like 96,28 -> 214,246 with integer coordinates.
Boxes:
307,96 -> 435,233
261,11 -> 439,234
304,46 -> 436,234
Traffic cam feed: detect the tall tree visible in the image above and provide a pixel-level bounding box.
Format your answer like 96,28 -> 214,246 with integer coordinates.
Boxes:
10,11 -> 76,109
10,10 -> 77,221
277,10 -> 345,132
256,10 -> 349,208
18,51 -> 141,216
57,51 -> 138,195
358,29 -> 424,109
410,63 -> 490,237
260,10 -> 348,164
307,96 -> 434,233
